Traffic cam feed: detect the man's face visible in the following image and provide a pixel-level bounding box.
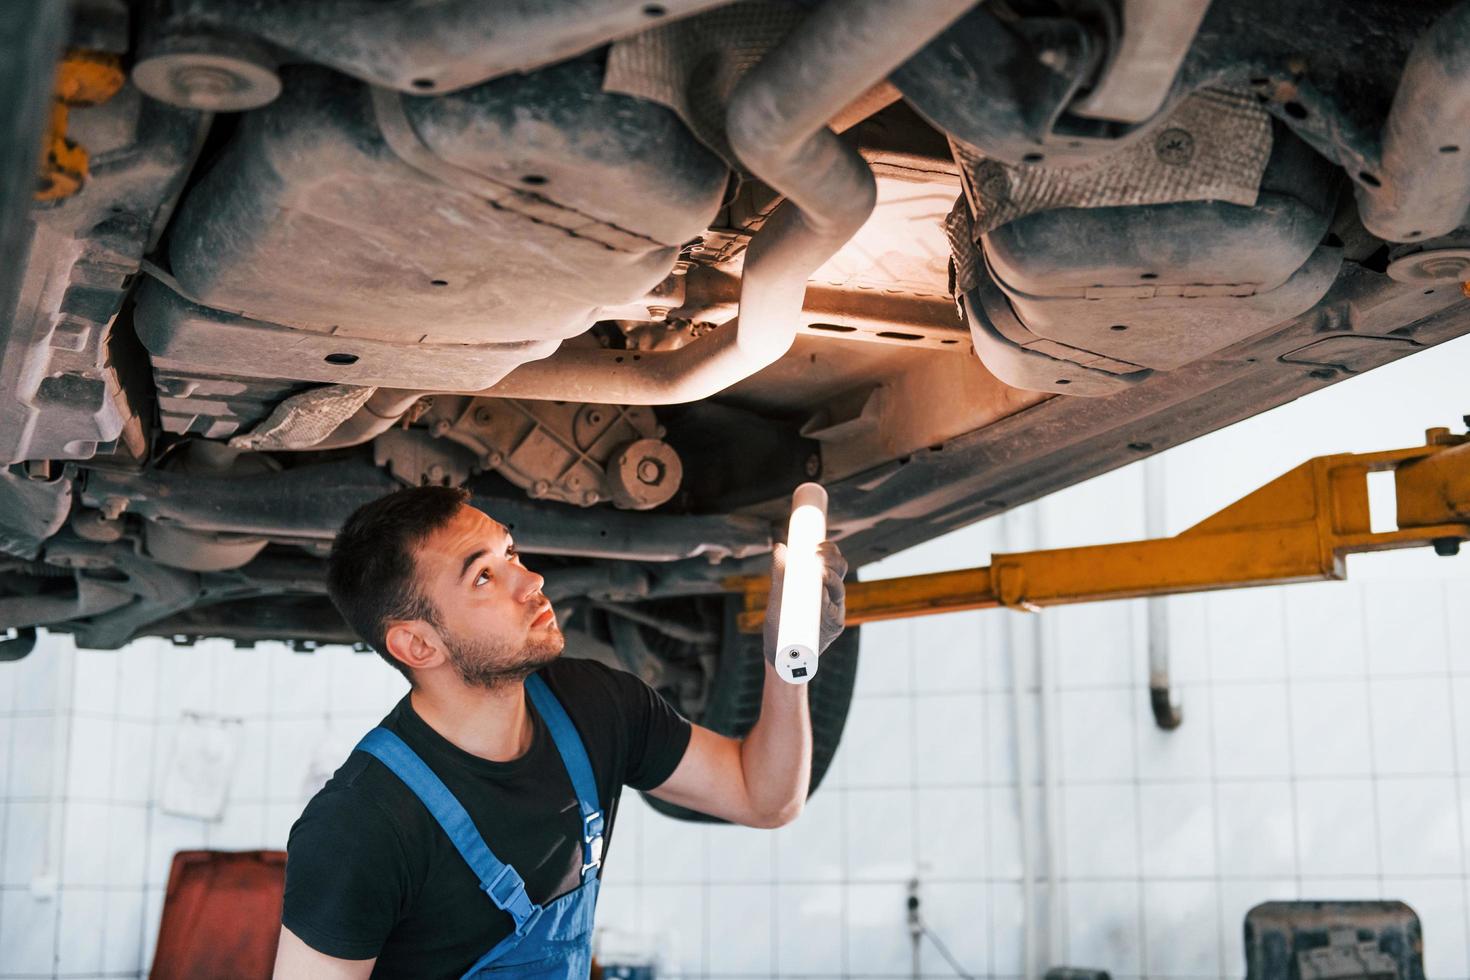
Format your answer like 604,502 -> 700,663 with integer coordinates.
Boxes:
411,505 -> 563,690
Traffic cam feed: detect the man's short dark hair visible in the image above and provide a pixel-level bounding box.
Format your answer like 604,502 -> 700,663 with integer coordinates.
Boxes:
326,485 -> 471,682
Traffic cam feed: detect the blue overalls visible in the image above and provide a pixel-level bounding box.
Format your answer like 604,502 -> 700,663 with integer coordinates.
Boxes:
353,671 -> 604,978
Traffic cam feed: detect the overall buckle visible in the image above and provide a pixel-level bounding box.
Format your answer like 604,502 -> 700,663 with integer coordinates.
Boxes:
581,811 -> 605,878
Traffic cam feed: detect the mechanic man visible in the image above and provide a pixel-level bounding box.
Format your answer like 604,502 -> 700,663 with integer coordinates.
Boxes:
272,485 -> 846,979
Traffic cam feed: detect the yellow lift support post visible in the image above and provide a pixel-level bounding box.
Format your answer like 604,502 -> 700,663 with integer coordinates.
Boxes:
728,424 -> 1470,632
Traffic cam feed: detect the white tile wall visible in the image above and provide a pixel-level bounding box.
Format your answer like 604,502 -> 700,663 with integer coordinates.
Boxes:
2,336 -> 1470,979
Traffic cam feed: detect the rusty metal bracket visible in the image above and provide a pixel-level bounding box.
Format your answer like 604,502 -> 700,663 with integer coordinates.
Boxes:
36,50 -> 126,202
729,425 -> 1470,632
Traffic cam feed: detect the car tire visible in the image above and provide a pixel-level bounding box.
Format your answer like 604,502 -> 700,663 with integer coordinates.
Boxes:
637,594 -> 860,824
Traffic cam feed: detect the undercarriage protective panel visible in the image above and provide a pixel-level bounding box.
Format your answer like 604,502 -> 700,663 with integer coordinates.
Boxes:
140,62 -> 727,384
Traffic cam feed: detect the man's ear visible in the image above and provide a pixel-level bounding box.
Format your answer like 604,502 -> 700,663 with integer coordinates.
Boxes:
384,620 -> 446,675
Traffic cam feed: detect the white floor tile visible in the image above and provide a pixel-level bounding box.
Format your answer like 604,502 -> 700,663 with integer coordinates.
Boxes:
145,808 -> 207,888
1052,601 -> 1138,689
1218,879 -> 1297,977
1137,782 -> 1216,879
110,718 -> 157,805
1448,582 -> 1470,674
155,644 -> 214,718
214,643 -> 273,718
1064,879 -> 1141,975
989,880 -> 1026,977
1211,683 -> 1292,779
1284,582 -> 1370,679
106,804 -> 148,886
912,611 -> 984,694
1213,780 -> 1297,878
640,809 -> 705,884
1380,876 -> 1470,979
55,887 -> 106,974
844,880 -> 911,976
208,800 -> 268,850
1160,594 -> 1211,685
103,886 -> 146,974
915,786 -> 986,881
0,888 -> 58,974
707,883 -> 773,975
1290,680 -> 1373,777
1294,778 -> 1379,877
986,783 -> 1035,882
116,642 -> 160,721
772,786 -> 842,883
1370,677 -> 1457,775
1134,682 -> 1213,782
0,716 -> 11,797
640,884 -> 705,978
774,881 -> 843,975
1453,677 -> 1470,765
1375,776 -> 1463,876
1206,588 -> 1288,682
1141,880 -> 1221,978
1059,689 -> 1136,782
7,715 -> 56,799
1061,784 -> 1138,878
842,695 -> 914,788
1365,580 -> 1450,675
64,714 -> 115,800
265,716 -> 331,805
919,881 -> 988,977
72,647 -> 119,716
2,800 -> 52,888
855,618 -> 913,697
142,885 -> 165,973
844,788 -> 915,882
705,822 -> 773,883
10,641 -> 66,712
267,645 -> 330,716
986,691 -> 1041,787
61,800 -> 110,886
915,693 -> 985,788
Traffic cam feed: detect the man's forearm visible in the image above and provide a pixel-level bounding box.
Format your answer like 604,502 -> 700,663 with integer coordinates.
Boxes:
737,659 -> 813,826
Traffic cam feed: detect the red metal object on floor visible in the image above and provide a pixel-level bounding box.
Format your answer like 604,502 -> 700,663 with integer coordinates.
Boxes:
150,850 -> 286,979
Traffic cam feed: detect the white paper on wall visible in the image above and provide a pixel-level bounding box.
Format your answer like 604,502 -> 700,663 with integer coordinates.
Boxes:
159,712 -> 243,821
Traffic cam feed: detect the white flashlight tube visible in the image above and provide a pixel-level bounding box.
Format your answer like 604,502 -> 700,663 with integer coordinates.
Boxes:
774,482 -> 828,685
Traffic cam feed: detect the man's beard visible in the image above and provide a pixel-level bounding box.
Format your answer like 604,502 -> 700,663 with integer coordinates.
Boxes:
439,620 -> 564,692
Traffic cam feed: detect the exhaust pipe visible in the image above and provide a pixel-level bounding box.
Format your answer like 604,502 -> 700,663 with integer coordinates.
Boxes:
474,0 -> 978,405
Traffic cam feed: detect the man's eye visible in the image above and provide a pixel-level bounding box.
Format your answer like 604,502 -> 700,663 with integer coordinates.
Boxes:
474,568 -> 491,587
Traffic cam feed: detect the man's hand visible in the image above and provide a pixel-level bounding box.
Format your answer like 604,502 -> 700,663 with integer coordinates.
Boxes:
761,540 -> 848,665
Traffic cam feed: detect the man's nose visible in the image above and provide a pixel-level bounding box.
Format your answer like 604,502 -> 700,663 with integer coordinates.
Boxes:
516,565 -> 545,602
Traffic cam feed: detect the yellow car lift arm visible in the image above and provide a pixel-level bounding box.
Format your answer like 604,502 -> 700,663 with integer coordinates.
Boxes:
729,426 -> 1470,632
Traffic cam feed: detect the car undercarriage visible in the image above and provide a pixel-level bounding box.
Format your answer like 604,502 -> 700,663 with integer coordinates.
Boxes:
5,0 -> 1470,818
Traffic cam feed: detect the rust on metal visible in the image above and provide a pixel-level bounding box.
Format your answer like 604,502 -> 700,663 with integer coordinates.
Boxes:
728,426 -> 1470,631
36,50 -> 126,202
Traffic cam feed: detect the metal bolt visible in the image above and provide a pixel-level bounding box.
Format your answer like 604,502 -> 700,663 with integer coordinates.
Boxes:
582,490 -> 600,505
788,649 -> 801,659
101,496 -> 128,521
532,480 -> 550,497
172,64 -> 241,100
636,458 -> 665,485
426,463 -> 446,482
483,451 -> 504,468
647,306 -> 670,322
431,419 -> 451,438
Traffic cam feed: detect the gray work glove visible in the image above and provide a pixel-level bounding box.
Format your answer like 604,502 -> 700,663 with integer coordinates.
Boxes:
763,540 -> 848,666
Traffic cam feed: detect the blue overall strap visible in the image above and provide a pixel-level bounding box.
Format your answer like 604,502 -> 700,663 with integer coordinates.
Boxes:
524,672 -> 605,883
354,728 -> 542,936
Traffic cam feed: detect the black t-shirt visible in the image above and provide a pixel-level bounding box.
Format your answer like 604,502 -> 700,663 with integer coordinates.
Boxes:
281,657 -> 692,978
